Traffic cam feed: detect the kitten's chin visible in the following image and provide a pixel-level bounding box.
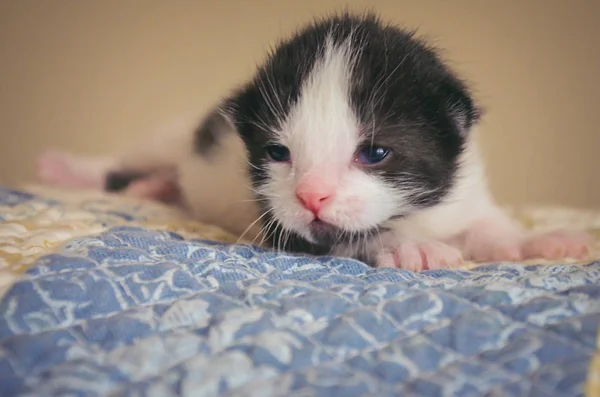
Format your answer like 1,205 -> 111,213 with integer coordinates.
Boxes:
308,219 -> 341,244
281,215 -> 379,247
306,219 -> 372,246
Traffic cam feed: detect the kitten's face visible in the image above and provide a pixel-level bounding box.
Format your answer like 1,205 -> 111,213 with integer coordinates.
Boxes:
227,14 -> 479,247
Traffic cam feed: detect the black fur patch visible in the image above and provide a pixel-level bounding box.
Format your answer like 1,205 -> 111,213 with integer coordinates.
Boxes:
222,12 -> 481,261
104,171 -> 147,192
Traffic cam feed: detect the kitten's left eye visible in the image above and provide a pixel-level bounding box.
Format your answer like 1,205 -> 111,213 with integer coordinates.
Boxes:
356,146 -> 390,165
265,144 -> 291,162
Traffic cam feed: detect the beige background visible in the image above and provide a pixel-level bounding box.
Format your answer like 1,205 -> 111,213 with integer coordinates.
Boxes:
0,0 -> 598,209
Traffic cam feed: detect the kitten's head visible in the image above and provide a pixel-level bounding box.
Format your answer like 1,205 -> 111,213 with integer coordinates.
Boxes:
223,13 -> 480,247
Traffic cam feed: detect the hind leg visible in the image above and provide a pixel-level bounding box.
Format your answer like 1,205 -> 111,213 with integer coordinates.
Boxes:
36,149 -> 181,204
36,149 -> 115,189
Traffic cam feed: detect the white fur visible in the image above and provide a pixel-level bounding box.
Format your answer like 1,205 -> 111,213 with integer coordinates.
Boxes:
120,113 -> 263,242
179,129 -> 262,241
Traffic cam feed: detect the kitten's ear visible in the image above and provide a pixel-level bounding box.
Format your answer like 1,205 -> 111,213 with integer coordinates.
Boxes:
193,105 -> 237,156
441,80 -> 483,134
218,96 -> 242,125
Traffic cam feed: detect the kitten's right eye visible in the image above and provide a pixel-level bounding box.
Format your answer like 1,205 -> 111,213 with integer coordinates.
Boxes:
355,145 -> 390,165
265,144 -> 291,162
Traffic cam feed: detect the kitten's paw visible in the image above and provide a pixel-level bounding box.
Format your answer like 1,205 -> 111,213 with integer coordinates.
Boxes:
376,240 -> 463,271
36,150 -> 76,186
36,149 -> 105,189
460,218 -> 592,263
521,230 -> 592,260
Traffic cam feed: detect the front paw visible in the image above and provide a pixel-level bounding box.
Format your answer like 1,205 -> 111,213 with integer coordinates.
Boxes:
375,239 -> 463,271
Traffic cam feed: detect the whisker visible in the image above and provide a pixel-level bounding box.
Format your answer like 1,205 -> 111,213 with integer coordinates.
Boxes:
377,228 -> 384,252
253,216 -> 275,246
257,217 -> 278,247
236,208 -> 274,244
282,228 -> 292,252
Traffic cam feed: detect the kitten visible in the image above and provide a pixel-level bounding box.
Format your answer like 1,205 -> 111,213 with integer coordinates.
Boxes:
38,13 -> 592,270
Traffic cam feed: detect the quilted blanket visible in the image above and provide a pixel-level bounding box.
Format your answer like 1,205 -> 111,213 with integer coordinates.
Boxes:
1,185 -> 599,397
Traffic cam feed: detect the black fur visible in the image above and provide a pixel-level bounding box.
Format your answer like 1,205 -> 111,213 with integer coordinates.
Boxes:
216,13 -> 480,259
105,171 -> 147,192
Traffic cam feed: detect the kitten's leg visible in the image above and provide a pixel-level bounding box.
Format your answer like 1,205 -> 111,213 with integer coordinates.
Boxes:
372,220 -> 591,271
36,148 -> 180,203
521,230 -> 592,259
370,209 -> 591,271
453,210 -> 592,263
99,115 -> 202,201
35,114 -> 193,193
36,149 -> 115,189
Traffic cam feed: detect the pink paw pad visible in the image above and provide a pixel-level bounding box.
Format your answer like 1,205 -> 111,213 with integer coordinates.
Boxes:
376,240 -> 464,272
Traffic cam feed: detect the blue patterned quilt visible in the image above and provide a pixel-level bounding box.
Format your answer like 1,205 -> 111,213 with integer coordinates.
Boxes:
0,187 -> 599,397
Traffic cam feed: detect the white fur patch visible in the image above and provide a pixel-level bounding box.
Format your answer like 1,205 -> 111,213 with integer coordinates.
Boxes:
179,124 -> 262,242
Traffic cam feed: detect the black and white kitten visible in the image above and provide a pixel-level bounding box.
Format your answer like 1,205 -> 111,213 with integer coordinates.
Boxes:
41,13 -> 590,270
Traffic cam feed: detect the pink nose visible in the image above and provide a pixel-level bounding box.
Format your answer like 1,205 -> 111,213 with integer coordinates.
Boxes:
296,188 -> 334,215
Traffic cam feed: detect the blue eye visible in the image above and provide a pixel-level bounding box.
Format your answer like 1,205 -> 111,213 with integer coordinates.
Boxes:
356,146 -> 390,165
265,144 -> 291,162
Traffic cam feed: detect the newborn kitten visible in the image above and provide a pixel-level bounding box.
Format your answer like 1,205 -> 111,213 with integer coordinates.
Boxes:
39,13 -> 591,270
